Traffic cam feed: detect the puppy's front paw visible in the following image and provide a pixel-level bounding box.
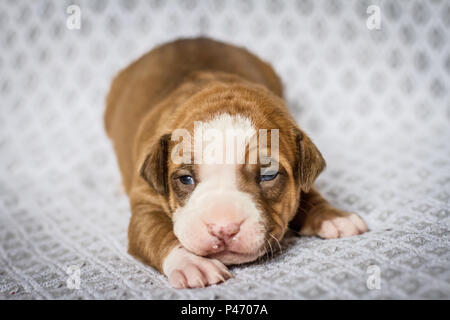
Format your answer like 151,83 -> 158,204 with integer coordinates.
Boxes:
163,246 -> 232,289
300,208 -> 368,239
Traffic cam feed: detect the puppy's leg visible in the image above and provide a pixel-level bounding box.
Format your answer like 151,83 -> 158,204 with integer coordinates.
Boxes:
291,188 -> 368,238
128,196 -> 232,289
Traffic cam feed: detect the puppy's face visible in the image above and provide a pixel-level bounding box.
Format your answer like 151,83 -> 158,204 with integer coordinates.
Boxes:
140,88 -> 325,265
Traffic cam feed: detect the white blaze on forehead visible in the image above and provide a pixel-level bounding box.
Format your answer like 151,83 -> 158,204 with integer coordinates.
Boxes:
194,113 -> 257,166
197,113 -> 255,184
172,113 -> 266,258
202,113 -> 254,134
174,113 -> 261,220
200,164 -> 236,187
195,113 -> 261,226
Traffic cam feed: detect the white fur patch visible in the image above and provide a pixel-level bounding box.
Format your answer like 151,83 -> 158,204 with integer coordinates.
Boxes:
193,113 -> 257,165
171,113 -> 265,262
202,113 -> 254,135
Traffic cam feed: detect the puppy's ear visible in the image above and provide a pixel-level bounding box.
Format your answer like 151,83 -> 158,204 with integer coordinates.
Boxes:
295,129 -> 326,192
140,134 -> 171,195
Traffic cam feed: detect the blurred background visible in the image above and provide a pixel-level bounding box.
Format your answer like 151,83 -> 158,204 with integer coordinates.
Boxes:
0,0 -> 449,299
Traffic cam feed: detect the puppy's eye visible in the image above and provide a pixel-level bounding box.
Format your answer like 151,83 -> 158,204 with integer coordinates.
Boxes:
179,175 -> 195,185
260,172 -> 278,182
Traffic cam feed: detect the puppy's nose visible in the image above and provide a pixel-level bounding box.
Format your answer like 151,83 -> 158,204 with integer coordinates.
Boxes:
206,222 -> 242,241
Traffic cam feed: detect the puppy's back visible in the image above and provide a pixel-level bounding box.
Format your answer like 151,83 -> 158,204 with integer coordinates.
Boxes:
105,37 -> 282,137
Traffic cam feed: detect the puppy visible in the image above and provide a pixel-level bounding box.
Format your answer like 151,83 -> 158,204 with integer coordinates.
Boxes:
104,38 -> 368,289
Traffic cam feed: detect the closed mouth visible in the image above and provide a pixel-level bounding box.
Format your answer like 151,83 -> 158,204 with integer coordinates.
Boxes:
207,249 -> 261,263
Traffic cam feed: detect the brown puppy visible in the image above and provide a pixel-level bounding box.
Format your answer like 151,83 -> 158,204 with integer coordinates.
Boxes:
104,38 -> 368,289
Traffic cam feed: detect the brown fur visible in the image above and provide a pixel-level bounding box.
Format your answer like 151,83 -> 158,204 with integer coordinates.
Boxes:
105,37 -> 357,274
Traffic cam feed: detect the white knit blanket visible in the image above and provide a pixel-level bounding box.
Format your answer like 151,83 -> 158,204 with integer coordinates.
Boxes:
1,0 -> 449,299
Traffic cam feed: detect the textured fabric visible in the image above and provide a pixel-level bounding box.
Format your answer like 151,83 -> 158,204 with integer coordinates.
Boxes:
1,0 -> 449,299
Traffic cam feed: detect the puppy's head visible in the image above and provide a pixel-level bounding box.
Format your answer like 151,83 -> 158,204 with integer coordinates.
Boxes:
140,85 -> 325,265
